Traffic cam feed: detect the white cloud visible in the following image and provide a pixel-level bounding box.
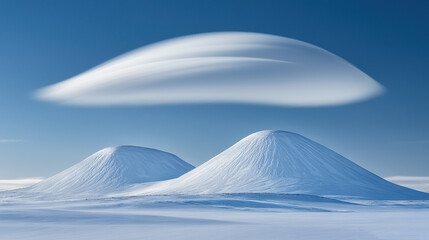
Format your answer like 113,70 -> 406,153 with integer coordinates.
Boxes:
35,32 -> 384,107
386,176 -> 429,193
0,178 -> 43,191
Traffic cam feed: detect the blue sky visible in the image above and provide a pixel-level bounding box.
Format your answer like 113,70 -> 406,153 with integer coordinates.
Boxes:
0,0 -> 428,179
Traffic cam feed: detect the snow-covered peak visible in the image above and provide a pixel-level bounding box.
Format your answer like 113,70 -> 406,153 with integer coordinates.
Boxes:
131,130 -> 429,200
27,145 -> 194,197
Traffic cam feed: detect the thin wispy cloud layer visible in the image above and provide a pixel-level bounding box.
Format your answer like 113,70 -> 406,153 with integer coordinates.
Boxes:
35,32 -> 384,106
0,139 -> 22,143
0,178 -> 43,191
386,176 -> 429,193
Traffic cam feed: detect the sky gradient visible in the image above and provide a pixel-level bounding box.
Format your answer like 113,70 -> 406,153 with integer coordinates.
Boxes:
0,0 -> 428,179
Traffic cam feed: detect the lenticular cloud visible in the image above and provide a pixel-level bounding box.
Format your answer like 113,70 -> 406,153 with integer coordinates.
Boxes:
35,32 -> 384,106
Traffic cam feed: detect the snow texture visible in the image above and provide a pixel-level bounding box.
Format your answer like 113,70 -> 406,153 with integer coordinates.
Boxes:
35,32 -> 383,106
130,130 -> 429,200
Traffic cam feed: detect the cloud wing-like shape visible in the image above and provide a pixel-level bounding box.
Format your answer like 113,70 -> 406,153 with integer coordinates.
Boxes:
35,32 -> 384,106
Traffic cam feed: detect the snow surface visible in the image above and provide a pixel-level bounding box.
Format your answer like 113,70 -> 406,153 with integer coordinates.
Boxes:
19,146 -> 193,198
128,130 -> 429,200
0,194 -> 428,240
35,32 -> 383,106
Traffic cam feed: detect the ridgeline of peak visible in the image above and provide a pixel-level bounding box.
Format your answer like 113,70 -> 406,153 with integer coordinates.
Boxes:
245,130 -> 303,139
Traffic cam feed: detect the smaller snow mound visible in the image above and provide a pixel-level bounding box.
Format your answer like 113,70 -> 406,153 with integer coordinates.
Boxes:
27,146 -> 194,197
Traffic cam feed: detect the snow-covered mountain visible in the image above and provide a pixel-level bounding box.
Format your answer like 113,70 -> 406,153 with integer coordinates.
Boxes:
26,146 -> 194,197
130,130 -> 429,200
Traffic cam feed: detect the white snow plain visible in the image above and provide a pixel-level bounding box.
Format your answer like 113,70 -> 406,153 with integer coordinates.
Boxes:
0,178 -> 43,191
0,194 -> 428,240
1,130 -> 428,239
35,32 -> 384,106
386,176 -> 429,193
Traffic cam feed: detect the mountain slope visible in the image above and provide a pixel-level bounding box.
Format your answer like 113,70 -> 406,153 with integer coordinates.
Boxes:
27,146 -> 193,197
131,131 -> 429,200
